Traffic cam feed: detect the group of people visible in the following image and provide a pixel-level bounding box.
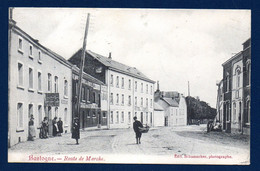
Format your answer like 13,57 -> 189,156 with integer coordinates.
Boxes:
28,114 -> 144,145
27,115 -> 64,141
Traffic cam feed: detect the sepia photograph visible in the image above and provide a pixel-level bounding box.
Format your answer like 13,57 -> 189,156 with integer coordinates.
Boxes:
8,8 -> 250,164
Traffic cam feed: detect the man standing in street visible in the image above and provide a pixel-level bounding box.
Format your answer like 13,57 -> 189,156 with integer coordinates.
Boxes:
133,116 -> 143,144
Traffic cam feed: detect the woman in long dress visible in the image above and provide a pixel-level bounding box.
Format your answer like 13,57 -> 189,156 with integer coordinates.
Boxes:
57,117 -> 63,136
72,117 -> 80,144
52,117 -> 58,136
28,115 -> 36,141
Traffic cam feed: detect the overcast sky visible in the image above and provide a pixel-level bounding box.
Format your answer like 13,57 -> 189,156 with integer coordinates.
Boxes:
12,8 -> 251,107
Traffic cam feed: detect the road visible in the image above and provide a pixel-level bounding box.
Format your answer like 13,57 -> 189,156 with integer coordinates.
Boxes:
8,125 -> 250,164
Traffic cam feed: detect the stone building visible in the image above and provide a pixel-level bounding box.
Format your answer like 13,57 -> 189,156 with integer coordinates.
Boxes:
8,18 -> 72,147
69,49 -> 155,128
217,38 -> 251,134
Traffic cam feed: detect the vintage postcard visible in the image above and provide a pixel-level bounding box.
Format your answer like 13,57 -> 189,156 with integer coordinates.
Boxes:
8,8 -> 250,164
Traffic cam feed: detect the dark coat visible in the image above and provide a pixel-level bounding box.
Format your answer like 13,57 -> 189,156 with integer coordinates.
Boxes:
72,121 -> 80,139
57,120 -> 63,133
52,119 -> 58,136
133,120 -> 143,133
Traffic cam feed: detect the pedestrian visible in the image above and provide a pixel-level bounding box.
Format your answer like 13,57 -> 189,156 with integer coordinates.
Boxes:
72,117 -> 80,145
52,116 -> 59,136
28,115 -> 36,141
133,116 -> 143,144
41,117 -> 49,139
57,117 -> 63,136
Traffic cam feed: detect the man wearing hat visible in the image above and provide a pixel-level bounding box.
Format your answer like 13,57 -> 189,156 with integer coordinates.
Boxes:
133,116 -> 143,144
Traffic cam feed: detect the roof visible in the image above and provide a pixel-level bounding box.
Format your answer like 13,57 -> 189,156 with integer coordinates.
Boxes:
72,66 -> 105,85
9,19 -> 72,68
162,97 -> 179,107
87,50 -> 155,83
222,51 -> 242,66
154,102 -> 164,111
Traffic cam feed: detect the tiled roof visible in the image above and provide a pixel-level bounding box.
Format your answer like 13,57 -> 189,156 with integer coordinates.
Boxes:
87,50 -> 155,83
162,97 -> 179,107
154,102 -> 164,111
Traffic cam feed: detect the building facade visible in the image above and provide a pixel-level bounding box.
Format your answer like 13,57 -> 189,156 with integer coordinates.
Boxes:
217,38 -> 251,134
69,50 -> 155,128
71,66 -> 108,129
154,85 -> 187,127
8,19 -> 72,147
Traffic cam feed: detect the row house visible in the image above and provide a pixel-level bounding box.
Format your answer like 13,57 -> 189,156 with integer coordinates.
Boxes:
8,19 -> 73,147
68,50 -> 155,128
217,38 -> 251,134
71,66 -> 108,129
154,83 -> 187,126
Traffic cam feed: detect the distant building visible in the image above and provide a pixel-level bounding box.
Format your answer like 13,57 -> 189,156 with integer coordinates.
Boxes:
8,18 -> 72,147
69,49 -> 155,128
153,102 -> 165,127
154,82 -> 187,126
71,66 -> 108,129
217,38 -> 251,134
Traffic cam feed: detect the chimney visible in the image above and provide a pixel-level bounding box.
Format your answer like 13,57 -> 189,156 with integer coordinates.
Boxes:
108,52 -> 112,59
157,81 -> 160,91
9,8 -> 14,20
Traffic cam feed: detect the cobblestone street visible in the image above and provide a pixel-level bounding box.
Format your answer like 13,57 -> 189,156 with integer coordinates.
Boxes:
9,125 -> 249,160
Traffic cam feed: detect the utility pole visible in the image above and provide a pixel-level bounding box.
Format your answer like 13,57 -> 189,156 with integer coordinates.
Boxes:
76,13 -> 90,118
188,81 -> 190,96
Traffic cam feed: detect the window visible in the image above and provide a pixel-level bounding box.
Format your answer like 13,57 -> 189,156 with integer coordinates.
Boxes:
226,103 -> 230,122
29,44 -> 33,58
93,111 -> 96,117
135,112 -> 137,117
18,63 -> 23,86
48,73 -> 52,92
233,103 -> 236,123
150,99 -> 153,108
38,51 -> 42,62
38,105 -> 42,126
87,88 -> 90,101
121,112 -> 124,123
236,69 -> 241,88
122,77 -> 124,88
141,83 -> 143,93
116,76 -> 119,87
116,111 -> 119,123
55,107 -> 58,117
150,85 -> 153,95
146,98 -> 148,107
116,94 -> 119,104
54,76 -> 58,93
82,87 -> 86,101
110,111 -> 113,123
128,96 -> 131,105
29,68 -> 33,89
135,81 -> 137,92
141,98 -> 143,107
247,63 -> 251,85
146,112 -> 148,123
110,93 -> 113,104
28,104 -> 33,118
128,112 -> 131,124
17,103 -> 23,128
150,112 -> 152,124
121,94 -> 124,105
110,74 -> 113,86
87,110 -> 90,118
146,84 -> 148,94
226,74 -> 229,92
64,108 -> 68,125
102,111 -> 106,118
64,80 -> 68,97
129,79 -> 131,90
135,97 -> 137,106
38,72 -> 42,91
93,92 -> 96,103
18,37 -> 23,51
